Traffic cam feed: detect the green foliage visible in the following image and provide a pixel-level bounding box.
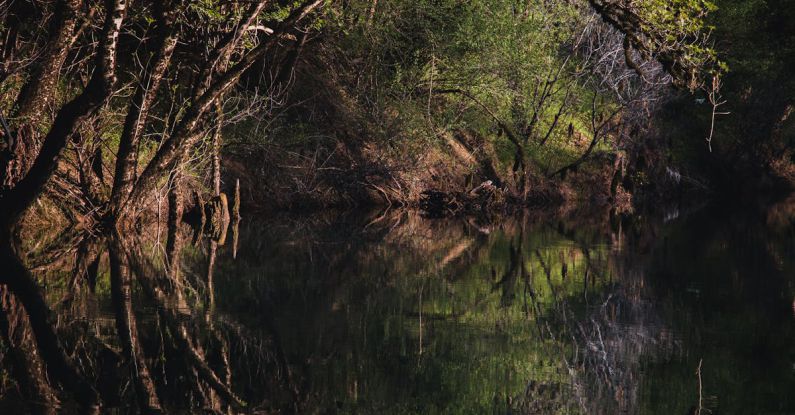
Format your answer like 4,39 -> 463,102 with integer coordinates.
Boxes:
653,0 -> 795,190
592,0 -> 724,89
310,0 -> 721,184
642,0 -> 722,74
187,0 -> 229,21
322,1 -> 604,172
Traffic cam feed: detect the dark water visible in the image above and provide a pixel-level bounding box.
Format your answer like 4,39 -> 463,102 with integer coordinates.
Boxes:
1,205 -> 794,414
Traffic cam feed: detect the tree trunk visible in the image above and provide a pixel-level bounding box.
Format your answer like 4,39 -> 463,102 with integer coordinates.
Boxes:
211,101 -> 223,196
14,0 -> 81,124
2,0 -> 82,189
166,167 -> 184,275
110,8 -> 177,218
0,0 -> 128,228
122,0 -> 325,219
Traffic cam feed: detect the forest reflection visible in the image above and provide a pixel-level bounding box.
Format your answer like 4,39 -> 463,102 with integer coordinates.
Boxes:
1,204 -> 794,414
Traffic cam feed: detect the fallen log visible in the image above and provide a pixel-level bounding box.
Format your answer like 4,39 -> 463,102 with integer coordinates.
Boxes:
420,180 -> 502,217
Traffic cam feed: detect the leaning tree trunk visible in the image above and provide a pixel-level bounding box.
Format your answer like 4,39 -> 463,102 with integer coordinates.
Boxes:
13,0 -> 81,124
0,0 -> 128,228
110,1 -> 178,219
1,0 -> 82,189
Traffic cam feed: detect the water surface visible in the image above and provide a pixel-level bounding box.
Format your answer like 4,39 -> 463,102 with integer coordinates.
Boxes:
1,205 -> 794,414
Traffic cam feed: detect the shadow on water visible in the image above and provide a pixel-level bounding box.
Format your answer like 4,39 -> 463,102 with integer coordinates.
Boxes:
0,203 -> 793,414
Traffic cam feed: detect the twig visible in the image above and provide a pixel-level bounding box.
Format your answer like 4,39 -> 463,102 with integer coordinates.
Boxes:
705,75 -> 729,152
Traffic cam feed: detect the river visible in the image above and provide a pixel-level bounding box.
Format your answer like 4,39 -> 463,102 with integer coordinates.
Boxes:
1,204 -> 793,414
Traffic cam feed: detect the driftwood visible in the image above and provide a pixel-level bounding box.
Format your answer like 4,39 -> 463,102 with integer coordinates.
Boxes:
419,180 -> 502,217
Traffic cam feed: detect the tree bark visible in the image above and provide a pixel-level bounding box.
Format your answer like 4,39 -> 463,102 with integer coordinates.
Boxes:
13,0 -> 82,124
110,5 -> 178,219
1,0 -> 82,189
0,0 -> 128,227
211,102 -> 223,196
166,166 -> 184,275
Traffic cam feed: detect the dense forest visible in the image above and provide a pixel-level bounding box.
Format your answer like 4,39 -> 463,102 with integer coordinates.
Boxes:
1,0 -> 794,225
0,0 -> 794,413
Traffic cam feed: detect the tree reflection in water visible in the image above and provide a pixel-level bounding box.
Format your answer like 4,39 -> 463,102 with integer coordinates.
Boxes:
1,206 -> 794,413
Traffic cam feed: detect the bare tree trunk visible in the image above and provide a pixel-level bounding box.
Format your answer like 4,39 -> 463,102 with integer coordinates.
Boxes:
1,0 -> 82,189
211,102 -> 223,196
110,3 -> 178,219
13,0 -> 81,123
0,0 -> 128,228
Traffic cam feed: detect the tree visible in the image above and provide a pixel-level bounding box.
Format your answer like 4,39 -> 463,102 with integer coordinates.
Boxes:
588,0 -> 722,90
0,0 -> 326,231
